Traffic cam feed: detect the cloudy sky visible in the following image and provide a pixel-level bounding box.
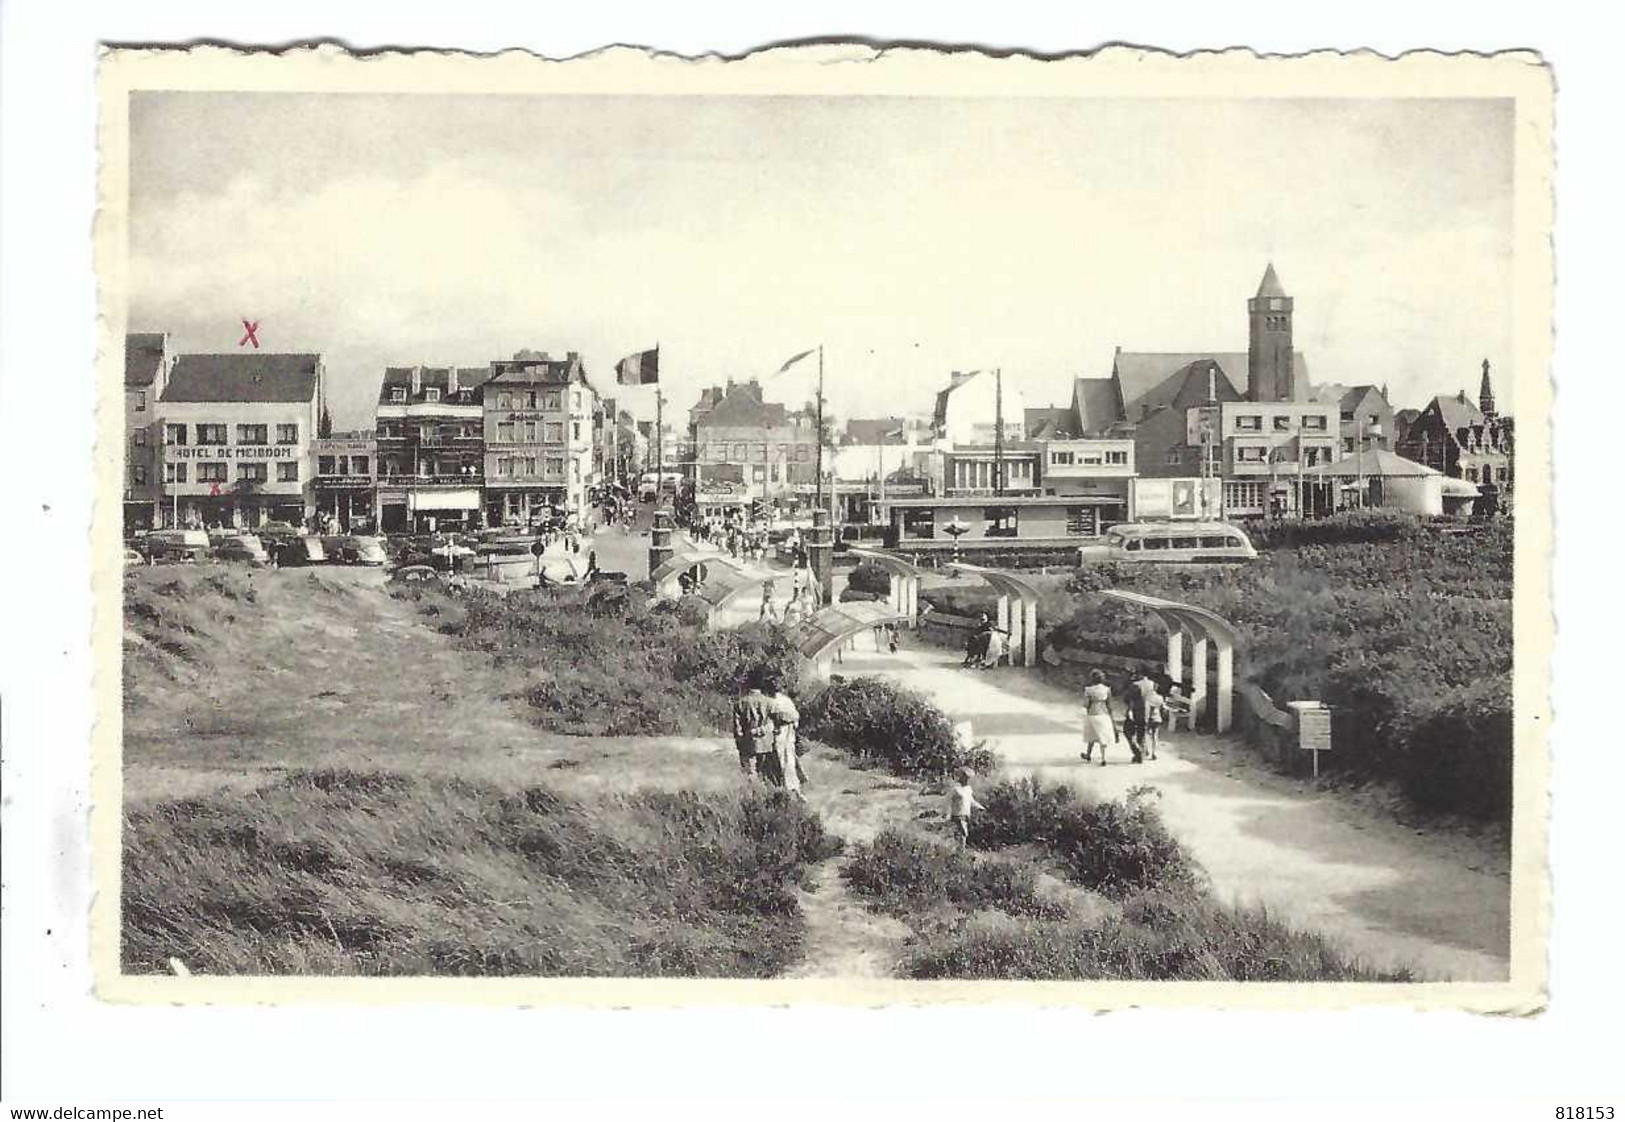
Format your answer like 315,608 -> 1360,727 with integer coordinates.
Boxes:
129,93 -> 1513,431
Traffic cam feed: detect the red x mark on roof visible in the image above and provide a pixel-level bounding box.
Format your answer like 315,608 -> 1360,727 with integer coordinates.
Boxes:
239,319 -> 261,348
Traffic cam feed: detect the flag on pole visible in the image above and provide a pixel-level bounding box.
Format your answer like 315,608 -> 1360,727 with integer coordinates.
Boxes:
772,348 -> 817,377
616,347 -> 660,385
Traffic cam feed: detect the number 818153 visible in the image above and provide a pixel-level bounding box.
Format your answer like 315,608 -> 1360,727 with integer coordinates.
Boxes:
1556,1109 -> 1614,1119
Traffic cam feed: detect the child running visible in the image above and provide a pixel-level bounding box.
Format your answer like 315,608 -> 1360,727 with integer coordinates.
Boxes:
946,767 -> 987,847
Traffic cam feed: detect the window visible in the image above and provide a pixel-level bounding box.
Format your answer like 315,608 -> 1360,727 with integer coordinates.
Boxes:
277,462 -> 298,482
1234,414 -> 1262,432
197,424 -> 226,446
164,463 -> 187,483
1165,449 -> 1183,466
132,465 -> 148,484
238,463 -> 268,483
135,390 -> 146,410
496,422 -> 515,442
544,391 -> 562,411
1368,414 -> 1381,427
1235,446 -> 1268,464
166,424 -> 187,446
572,460 -> 581,482
545,422 -> 564,443
524,421 -> 538,442
546,457 -> 564,478
1340,410 -> 1355,422
1050,450 -> 1075,466
420,424 -> 435,442
498,393 -> 512,410
1343,437 -> 1356,453
984,506 -> 1018,538
1301,415 -> 1327,432
390,387 -> 406,403
1065,507 -> 1098,536
524,457 -> 537,476
1106,450 -> 1128,465
276,423 -> 298,444
353,456 -> 369,476
902,509 -> 935,540
424,388 -> 441,403
496,458 -> 511,477
1496,466 -> 1509,483
572,421 -> 581,441
1080,454 -> 1103,466
237,424 -> 268,446
1273,415 -> 1293,432
1124,538 -> 1142,552
463,425 -> 478,438
526,391 -> 538,408
1199,535 -> 1230,549
134,428 -> 147,446
1140,535 -> 1169,552
1171,536 -> 1198,550
318,456 -> 337,474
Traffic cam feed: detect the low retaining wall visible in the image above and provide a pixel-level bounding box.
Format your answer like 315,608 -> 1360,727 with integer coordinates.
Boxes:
1236,682 -> 1296,767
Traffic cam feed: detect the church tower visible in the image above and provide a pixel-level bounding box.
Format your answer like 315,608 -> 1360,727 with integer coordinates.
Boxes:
1247,263 -> 1295,402
1478,358 -> 1497,420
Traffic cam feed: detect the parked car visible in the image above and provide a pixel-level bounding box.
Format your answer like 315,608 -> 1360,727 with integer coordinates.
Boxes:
388,564 -> 442,585
122,548 -> 147,567
276,537 -> 328,567
143,529 -> 211,564
214,534 -> 270,566
325,535 -> 389,566
256,520 -> 301,545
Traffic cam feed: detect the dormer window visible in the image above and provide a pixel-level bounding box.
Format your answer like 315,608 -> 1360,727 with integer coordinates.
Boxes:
425,387 -> 441,403
390,387 -> 406,403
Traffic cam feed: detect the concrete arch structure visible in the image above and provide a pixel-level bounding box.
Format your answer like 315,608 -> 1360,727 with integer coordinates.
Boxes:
950,562 -> 1044,668
1100,590 -> 1242,734
649,551 -> 753,599
845,546 -> 924,627
795,601 -> 911,680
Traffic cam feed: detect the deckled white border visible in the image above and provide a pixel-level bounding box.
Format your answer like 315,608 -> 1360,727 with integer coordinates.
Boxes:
90,43 -> 1554,1011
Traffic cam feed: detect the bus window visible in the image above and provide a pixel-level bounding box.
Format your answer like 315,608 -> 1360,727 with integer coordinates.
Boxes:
1124,538 -> 1142,552
1199,535 -> 1229,548
1227,534 -> 1248,548
1172,537 -> 1198,550
1140,537 -> 1168,551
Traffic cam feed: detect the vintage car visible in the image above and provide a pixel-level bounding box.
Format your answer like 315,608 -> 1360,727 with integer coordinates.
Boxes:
142,529 -> 211,564
214,534 -> 271,566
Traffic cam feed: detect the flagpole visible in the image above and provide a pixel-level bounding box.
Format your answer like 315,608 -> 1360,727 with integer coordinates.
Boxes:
815,345 -> 825,513
994,367 -> 1005,498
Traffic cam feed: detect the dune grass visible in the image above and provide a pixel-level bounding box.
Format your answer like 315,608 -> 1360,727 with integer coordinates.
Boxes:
843,780 -> 1413,982
123,768 -> 841,977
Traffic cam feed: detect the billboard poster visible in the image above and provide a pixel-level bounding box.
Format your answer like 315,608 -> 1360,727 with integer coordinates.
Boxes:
1133,477 -> 1222,520
694,440 -> 817,466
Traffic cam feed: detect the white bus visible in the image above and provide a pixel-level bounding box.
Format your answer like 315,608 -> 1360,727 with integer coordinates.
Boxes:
637,471 -> 684,502
1080,521 -> 1258,564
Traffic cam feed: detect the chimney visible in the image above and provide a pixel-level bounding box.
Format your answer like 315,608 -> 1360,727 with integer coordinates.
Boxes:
410,366 -> 423,396
447,367 -> 459,395
1456,389 -> 1469,405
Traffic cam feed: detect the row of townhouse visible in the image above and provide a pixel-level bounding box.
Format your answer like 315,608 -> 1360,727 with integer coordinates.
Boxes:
880,264 -> 1510,549
123,336 -> 614,534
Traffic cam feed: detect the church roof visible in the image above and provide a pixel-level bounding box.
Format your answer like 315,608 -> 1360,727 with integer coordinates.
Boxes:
1112,352 -> 1252,416
1256,263 -> 1286,298
1072,376 -> 1126,434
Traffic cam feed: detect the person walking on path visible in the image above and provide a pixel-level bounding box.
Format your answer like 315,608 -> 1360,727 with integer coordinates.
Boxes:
1120,672 -> 1149,765
758,578 -> 780,624
730,670 -> 778,781
762,672 -> 804,796
946,767 -> 987,847
1080,669 -> 1118,765
1142,678 -> 1167,761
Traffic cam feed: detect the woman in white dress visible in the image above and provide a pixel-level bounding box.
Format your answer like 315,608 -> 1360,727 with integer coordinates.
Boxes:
1080,669 -> 1117,765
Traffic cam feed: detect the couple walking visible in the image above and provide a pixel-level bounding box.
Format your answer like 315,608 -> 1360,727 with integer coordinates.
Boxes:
1080,668 -> 1188,766
730,667 -> 807,795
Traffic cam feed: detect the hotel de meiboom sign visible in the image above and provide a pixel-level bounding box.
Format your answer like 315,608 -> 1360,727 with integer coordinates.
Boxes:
165,445 -> 298,461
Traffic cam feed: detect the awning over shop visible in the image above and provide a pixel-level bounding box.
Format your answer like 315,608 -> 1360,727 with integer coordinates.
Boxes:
407,489 -> 481,512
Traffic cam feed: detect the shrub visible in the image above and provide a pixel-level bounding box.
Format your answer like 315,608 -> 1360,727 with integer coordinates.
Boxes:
973,778 -> 1199,899
123,770 -> 840,977
800,676 -> 995,778
1395,676 -> 1514,820
1241,509 -> 1429,550
843,829 -> 1064,919
845,562 -> 894,597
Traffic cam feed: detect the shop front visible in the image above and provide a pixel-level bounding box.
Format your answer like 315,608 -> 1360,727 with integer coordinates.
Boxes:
485,485 -> 569,529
